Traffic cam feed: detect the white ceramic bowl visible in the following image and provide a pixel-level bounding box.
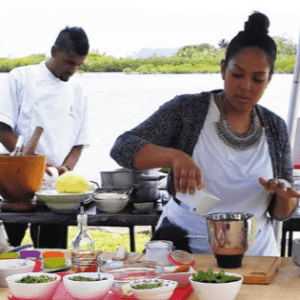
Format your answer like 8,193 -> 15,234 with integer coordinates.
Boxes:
63,272 -> 114,300
6,272 -> 61,300
93,192 -> 129,213
0,259 -> 36,287
189,272 -> 243,300
129,278 -> 178,300
36,190 -> 93,212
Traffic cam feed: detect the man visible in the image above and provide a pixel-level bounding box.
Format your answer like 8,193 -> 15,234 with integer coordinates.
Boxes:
0,26 -> 90,248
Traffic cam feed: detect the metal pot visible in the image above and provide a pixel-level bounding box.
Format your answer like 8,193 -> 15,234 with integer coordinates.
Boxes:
100,168 -> 165,203
206,212 -> 257,268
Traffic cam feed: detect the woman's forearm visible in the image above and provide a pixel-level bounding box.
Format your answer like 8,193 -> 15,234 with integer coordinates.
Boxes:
133,144 -> 180,170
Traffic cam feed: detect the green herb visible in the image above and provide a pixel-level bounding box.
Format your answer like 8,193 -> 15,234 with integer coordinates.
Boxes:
133,283 -> 164,290
17,275 -> 53,284
70,276 -> 107,282
192,268 -> 241,283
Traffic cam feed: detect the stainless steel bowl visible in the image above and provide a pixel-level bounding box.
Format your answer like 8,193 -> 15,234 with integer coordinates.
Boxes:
206,213 -> 256,268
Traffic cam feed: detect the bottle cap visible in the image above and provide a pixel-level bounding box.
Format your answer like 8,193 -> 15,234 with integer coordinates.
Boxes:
168,250 -> 195,266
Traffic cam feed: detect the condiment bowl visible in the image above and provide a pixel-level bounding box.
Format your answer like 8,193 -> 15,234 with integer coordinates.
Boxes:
128,278 -> 178,300
63,272 -> 114,300
0,259 -> 36,287
6,272 -> 60,300
189,272 -> 243,300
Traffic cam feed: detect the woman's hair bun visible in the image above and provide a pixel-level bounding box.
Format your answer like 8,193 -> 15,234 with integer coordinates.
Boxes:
244,11 -> 270,38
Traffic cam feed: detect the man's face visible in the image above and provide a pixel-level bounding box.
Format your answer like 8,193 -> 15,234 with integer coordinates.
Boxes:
51,48 -> 86,82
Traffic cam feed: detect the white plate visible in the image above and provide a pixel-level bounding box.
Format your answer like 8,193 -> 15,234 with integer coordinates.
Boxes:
42,259 -> 71,273
35,190 -> 93,212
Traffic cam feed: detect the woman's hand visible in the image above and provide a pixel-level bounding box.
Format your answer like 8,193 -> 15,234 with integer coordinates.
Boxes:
259,177 -> 300,200
259,177 -> 300,219
173,151 -> 204,195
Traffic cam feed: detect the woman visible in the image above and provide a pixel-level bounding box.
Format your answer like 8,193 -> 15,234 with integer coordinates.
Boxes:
110,12 -> 299,256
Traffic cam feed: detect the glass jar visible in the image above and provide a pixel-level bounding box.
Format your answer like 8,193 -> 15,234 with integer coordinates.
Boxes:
145,240 -> 173,266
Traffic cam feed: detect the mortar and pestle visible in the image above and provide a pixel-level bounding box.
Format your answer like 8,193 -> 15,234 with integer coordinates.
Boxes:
0,127 -> 46,211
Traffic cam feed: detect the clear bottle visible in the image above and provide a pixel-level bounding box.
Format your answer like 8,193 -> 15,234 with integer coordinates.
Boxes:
71,205 -> 96,272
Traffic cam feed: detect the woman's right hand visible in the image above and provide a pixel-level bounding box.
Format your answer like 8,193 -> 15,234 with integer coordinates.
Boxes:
133,144 -> 204,195
172,151 -> 204,195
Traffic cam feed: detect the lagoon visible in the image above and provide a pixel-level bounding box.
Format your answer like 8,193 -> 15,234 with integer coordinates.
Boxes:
0,72 -> 297,182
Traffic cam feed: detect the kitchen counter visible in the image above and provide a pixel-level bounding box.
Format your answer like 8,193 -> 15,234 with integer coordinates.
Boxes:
0,253 -> 299,300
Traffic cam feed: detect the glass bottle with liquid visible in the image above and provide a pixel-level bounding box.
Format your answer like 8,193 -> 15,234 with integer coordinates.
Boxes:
71,205 -> 96,272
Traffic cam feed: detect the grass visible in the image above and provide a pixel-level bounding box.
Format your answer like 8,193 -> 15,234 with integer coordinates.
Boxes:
21,226 -> 152,253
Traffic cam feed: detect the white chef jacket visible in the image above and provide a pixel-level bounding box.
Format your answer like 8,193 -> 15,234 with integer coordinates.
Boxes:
157,94 -> 278,256
0,61 -> 89,166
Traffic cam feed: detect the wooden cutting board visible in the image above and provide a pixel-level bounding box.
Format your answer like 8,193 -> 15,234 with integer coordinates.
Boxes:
193,254 -> 283,285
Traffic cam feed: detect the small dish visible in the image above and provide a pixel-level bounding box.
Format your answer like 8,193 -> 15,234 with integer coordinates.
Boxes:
93,191 -> 129,213
35,190 -> 93,212
129,278 -> 177,300
42,259 -> 71,273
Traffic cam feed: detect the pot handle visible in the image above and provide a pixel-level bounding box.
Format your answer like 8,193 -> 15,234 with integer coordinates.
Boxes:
137,174 -> 165,181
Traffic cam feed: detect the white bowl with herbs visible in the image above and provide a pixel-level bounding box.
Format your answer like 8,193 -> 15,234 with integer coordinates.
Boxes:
63,272 -> 114,300
128,278 -> 178,300
189,269 -> 243,300
6,272 -> 61,300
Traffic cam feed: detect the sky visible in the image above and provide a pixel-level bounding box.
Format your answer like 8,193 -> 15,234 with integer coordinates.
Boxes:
1,0 -> 300,58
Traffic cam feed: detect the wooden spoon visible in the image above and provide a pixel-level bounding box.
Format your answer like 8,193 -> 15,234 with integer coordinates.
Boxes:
22,126 -> 44,155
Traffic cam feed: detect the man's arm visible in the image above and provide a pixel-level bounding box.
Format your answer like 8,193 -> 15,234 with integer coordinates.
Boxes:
57,145 -> 84,175
0,122 -> 17,152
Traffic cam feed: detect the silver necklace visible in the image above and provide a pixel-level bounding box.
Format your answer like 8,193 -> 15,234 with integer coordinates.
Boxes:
214,93 -> 263,150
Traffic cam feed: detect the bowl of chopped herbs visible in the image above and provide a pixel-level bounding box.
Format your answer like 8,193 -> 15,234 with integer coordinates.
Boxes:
63,272 -> 114,300
128,278 -> 177,300
189,268 -> 243,300
6,272 -> 60,300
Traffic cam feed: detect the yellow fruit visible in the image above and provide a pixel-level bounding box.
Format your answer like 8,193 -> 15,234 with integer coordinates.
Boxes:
55,171 -> 88,193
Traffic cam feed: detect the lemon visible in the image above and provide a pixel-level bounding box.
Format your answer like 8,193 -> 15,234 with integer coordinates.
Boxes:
55,171 -> 88,193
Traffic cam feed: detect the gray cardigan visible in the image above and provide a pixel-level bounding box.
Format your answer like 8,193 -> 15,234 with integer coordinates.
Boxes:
110,90 -> 294,200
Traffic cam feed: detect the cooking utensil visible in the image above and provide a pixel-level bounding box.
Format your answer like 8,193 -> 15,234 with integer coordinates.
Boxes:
206,213 -> 256,268
22,126 -> 44,155
100,168 -> 165,203
9,135 -> 24,156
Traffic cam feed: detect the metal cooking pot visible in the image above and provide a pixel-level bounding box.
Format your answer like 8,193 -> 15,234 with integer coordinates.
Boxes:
206,212 -> 256,268
100,168 -> 165,203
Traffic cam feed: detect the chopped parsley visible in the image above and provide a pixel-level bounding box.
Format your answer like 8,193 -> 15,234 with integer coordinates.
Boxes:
192,268 -> 241,283
133,282 -> 164,290
17,275 -> 54,284
70,276 -> 107,281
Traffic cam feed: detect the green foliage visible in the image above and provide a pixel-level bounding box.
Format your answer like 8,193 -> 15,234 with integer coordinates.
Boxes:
0,36 -> 297,74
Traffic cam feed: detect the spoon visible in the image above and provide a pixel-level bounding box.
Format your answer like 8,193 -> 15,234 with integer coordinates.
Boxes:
9,135 -> 24,156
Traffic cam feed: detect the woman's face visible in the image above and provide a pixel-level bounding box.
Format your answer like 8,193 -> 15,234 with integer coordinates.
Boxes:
221,47 -> 273,113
